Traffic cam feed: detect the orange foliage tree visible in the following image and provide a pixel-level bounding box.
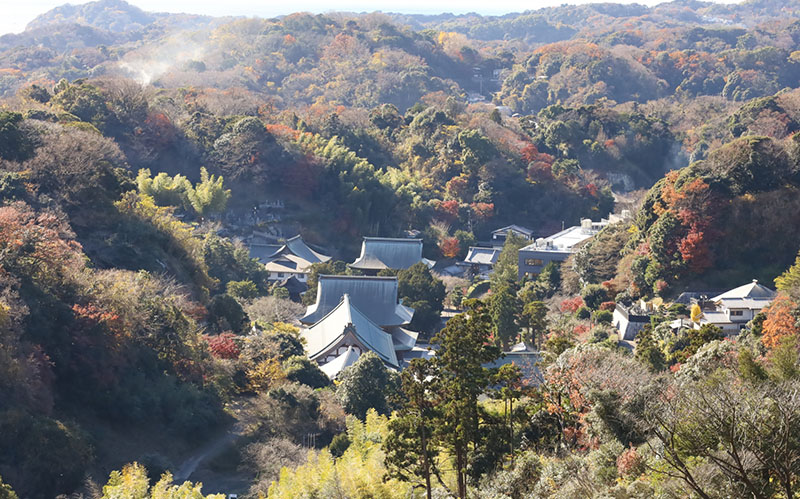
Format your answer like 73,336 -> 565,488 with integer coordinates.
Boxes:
761,294 -> 800,349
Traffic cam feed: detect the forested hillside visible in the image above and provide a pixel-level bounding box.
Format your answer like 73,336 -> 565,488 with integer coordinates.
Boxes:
2,0 -> 800,497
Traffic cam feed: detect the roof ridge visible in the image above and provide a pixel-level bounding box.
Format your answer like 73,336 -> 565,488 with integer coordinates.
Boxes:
318,274 -> 398,280
363,237 -> 422,242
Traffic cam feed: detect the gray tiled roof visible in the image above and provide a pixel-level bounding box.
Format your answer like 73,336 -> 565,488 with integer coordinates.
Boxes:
300,275 -> 415,327
302,294 -> 399,368
461,246 -> 501,266
350,237 -> 424,270
269,235 -> 330,264
711,280 -> 777,302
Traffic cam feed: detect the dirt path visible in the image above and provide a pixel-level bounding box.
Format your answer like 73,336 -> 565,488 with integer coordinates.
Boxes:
173,421 -> 247,482
173,399 -> 256,484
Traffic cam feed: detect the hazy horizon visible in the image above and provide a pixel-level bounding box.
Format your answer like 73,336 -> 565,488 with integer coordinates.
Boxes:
2,0 -> 743,36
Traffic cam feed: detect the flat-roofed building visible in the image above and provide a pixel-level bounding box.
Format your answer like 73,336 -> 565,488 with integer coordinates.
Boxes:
517,219 -> 607,279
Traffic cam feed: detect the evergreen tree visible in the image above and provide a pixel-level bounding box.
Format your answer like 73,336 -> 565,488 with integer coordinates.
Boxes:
430,299 -> 502,498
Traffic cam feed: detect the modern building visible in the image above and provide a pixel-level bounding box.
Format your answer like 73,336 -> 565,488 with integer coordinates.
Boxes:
349,237 -> 434,274
457,246 -> 501,279
612,303 -> 653,341
517,218 -> 608,279
300,275 -> 419,378
263,235 -> 330,282
491,225 -> 534,246
692,280 -> 777,335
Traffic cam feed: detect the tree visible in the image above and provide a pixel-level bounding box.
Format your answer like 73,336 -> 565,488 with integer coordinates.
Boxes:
491,233 -> 528,289
520,301 -> 548,348
581,284 -> 608,310
646,371 -> 800,499
384,359 -> 439,499
283,356 -> 331,389
762,294 -> 799,349
101,462 -> 224,498
397,262 -> 445,334
186,167 -> 231,218
429,300 -> 502,498
489,285 -> 520,349
227,280 -> 260,300
207,294 -> 249,334
337,352 -> 397,420
0,475 -> 17,499
0,112 -> 33,161
775,249 -> 800,293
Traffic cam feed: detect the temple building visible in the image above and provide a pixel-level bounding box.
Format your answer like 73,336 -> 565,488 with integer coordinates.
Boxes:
299,275 -> 419,378
349,237 -> 434,274
263,235 -> 330,282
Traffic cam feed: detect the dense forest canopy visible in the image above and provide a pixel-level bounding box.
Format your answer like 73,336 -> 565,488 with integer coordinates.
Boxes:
3,0 -> 800,497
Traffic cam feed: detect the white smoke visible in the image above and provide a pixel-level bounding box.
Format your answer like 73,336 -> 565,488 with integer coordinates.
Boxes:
118,33 -> 207,85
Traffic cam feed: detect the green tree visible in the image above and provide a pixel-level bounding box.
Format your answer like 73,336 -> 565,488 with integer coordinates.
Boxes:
0,475 -> 17,499
207,294 -> 249,334
384,359 -> 439,499
397,262 -> 446,334
489,285 -> 520,349
0,112 -> 33,161
581,284 -> 609,310
226,280 -> 260,300
337,352 -> 397,420
186,167 -> 231,218
429,300 -> 502,498
491,233 -> 528,289
521,300 -> 548,348
282,355 -> 331,389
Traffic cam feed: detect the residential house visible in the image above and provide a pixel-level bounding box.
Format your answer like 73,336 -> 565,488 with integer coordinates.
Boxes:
691,280 -> 777,335
457,246 -> 501,279
300,275 -> 419,378
264,235 -> 330,282
491,225 -> 534,246
517,218 -> 608,279
349,237 -> 434,274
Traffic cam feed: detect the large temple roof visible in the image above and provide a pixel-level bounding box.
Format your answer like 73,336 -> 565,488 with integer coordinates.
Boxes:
300,275 -> 414,327
302,294 -> 399,368
350,237 -> 431,271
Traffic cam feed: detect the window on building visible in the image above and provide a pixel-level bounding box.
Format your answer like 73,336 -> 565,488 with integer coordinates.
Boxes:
525,258 -> 544,266
278,272 -> 284,278
730,310 -> 744,316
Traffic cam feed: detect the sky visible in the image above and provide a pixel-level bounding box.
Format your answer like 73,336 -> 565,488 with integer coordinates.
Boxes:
0,0 -> 741,36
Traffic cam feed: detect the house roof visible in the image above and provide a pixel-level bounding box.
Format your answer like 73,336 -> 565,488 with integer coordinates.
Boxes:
460,246 -> 501,266
350,237 -> 429,270
711,280 -> 777,302
269,235 -> 330,264
277,275 -> 307,295
302,294 -> 399,368
264,254 -> 312,273
319,346 -> 361,379
492,225 -> 533,237
248,244 -> 283,264
300,275 -> 415,327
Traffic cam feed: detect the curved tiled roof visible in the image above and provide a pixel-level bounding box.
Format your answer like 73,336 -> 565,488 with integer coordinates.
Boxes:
302,294 -> 399,368
301,275 -> 414,327
350,237 -> 424,270
269,235 -> 330,264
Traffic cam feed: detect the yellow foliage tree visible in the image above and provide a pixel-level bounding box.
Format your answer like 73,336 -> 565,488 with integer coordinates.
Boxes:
690,303 -> 703,323
101,463 -> 223,499
268,411 -> 416,498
